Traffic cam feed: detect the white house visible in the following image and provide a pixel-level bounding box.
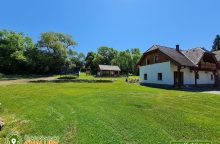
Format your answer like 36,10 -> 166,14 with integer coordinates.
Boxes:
137,45 -> 219,88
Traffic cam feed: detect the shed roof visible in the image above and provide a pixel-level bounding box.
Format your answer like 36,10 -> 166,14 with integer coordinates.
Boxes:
98,65 -> 121,71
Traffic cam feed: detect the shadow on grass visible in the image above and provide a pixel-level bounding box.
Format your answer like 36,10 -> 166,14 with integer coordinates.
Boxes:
1,74 -> 54,79
0,78 -> 18,81
140,83 -> 220,92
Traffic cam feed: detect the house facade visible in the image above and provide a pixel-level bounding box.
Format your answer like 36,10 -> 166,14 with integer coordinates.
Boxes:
137,45 -> 219,87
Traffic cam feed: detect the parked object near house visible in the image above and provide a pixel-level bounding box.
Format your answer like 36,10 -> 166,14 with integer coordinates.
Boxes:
137,45 -> 220,88
97,65 -> 121,77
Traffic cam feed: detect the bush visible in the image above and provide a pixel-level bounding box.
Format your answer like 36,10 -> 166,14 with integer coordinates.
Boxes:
0,73 -> 4,78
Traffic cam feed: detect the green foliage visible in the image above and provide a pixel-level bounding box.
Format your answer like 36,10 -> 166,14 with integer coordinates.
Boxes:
10,51 -> 27,62
68,50 -> 85,68
92,53 -> 103,69
84,47 -> 119,74
85,47 -> 141,75
85,52 -> 97,74
0,30 -> 32,73
111,48 -> 141,75
32,32 -> 77,74
37,32 -> 76,58
97,46 -> 118,65
0,29 -> 141,75
0,73 -> 4,78
212,35 -> 220,51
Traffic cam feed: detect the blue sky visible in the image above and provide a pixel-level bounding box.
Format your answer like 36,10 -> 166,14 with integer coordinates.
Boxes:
0,0 -> 220,54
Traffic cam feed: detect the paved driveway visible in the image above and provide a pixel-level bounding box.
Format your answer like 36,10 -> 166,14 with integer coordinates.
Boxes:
202,91 -> 220,95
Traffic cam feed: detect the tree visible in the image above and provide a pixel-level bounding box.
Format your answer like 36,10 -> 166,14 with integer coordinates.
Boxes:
130,48 -> 141,74
77,52 -> 86,68
85,52 -> 97,74
68,50 -> 85,68
117,50 -> 132,75
36,32 -> 77,73
97,46 -> 118,65
37,32 -> 76,57
92,53 -> 104,70
85,52 -> 95,67
84,47 -> 118,74
0,30 -> 33,74
111,48 -> 141,75
212,35 -> 220,51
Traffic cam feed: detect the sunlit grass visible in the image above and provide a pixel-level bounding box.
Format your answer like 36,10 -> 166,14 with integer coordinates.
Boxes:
0,75 -> 220,143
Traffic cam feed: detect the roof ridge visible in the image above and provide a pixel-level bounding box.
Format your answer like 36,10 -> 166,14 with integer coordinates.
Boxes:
155,44 -> 174,49
180,51 -> 197,66
187,47 -> 205,51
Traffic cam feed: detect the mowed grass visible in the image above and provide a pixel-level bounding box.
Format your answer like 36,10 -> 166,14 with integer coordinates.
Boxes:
0,77 -> 220,143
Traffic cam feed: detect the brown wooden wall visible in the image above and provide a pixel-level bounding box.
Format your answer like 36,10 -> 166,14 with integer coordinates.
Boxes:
198,53 -> 218,70
140,50 -> 170,66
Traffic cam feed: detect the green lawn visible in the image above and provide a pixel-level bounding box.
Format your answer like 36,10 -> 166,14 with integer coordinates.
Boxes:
0,76 -> 220,143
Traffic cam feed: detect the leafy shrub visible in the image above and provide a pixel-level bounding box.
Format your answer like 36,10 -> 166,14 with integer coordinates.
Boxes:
0,73 -> 4,78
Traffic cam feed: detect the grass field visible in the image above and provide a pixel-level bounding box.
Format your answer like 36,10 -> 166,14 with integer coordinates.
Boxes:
0,75 -> 220,143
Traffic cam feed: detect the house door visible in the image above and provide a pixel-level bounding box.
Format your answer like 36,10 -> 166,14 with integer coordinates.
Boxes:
174,71 -> 184,86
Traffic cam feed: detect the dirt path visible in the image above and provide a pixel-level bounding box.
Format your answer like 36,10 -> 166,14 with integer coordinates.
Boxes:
0,76 -> 57,85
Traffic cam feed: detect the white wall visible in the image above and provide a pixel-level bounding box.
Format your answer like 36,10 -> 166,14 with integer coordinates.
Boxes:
140,61 -> 215,85
197,71 -> 214,84
139,61 -> 174,85
171,65 -> 214,85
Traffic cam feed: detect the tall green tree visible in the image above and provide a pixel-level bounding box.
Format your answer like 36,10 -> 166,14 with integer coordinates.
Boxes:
36,32 -> 77,73
130,48 -> 141,74
0,30 -> 33,74
212,35 -> 220,51
111,48 -> 141,75
97,46 -> 118,65
92,53 -> 104,68
85,52 -> 96,74
112,50 -> 131,75
68,50 -> 85,68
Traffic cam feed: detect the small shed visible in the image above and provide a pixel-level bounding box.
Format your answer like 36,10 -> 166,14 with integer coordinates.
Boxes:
97,65 -> 121,77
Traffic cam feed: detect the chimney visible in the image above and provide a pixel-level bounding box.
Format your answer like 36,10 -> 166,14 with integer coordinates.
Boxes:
176,44 -> 180,52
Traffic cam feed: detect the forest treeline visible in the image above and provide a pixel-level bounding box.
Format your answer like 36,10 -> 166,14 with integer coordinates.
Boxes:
0,29 -> 141,75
